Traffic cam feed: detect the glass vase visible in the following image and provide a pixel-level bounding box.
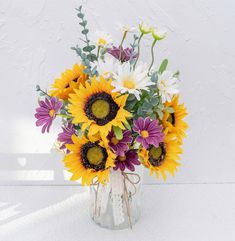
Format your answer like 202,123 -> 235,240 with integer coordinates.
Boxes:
89,167 -> 143,230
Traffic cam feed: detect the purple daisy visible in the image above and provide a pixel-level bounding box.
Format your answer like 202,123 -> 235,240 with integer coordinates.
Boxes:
114,150 -> 140,172
107,130 -> 132,156
133,117 -> 164,149
57,122 -> 75,152
35,97 -> 63,133
107,46 -> 138,62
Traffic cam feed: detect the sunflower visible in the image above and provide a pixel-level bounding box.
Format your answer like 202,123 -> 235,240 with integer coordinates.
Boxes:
64,134 -> 116,185
162,95 -> 188,143
68,76 -> 132,140
49,64 -> 88,100
139,134 -> 182,180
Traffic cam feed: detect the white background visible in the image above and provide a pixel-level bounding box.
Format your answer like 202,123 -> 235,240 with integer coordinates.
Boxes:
0,0 -> 235,240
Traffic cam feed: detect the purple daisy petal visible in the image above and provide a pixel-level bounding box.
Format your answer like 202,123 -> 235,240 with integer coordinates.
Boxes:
113,150 -> 139,172
108,129 -> 132,156
107,46 -> 138,63
57,122 -> 75,153
35,97 -> 62,133
133,117 -> 165,149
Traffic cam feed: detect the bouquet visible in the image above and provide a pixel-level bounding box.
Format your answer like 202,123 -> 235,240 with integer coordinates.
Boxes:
35,6 -> 188,229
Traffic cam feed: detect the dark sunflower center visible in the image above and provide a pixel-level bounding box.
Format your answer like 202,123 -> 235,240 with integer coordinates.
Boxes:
149,143 -> 166,167
85,92 -> 119,126
167,113 -> 175,125
81,142 -> 108,171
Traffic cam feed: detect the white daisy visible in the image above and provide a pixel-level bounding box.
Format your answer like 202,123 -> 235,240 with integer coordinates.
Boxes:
96,57 -> 117,79
93,31 -> 113,47
157,71 -> 179,103
112,62 -> 154,100
118,23 -> 136,33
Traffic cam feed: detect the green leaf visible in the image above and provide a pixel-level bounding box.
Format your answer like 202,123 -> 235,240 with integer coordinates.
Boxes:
165,107 -> 174,113
150,96 -> 159,106
127,94 -> 136,102
113,126 -> 123,140
124,121 -> 131,131
82,29 -> 89,34
156,109 -> 163,119
158,59 -> 168,74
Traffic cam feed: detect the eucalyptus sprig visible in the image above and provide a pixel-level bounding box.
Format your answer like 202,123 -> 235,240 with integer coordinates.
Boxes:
36,85 -> 50,98
130,34 -> 139,66
71,6 -> 97,76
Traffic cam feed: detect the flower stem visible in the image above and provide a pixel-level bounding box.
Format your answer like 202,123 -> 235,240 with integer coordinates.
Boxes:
56,114 -> 71,119
96,46 -> 100,58
120,30 -> 128,47
119,31 -> 128,61
148,39 -> 157,73
133,33 -> 143,69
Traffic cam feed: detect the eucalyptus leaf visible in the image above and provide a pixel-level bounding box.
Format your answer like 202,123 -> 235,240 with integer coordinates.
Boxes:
156,109 -> 163,119
79,20 -> 87,27
77,13 -> 84,18
165,107 -> 174,113
82,29 -> 89,34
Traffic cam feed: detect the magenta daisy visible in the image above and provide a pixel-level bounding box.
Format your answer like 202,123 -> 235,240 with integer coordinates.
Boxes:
35,97 -> 63,133
107,46 -> 138,62
107,130 -> 132,156
57,122 -> 75,152
113,150 -> 140,172
133,117 -> 164,149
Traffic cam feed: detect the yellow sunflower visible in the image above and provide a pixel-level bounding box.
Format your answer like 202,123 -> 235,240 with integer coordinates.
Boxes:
49,64 -> 88,100
68,76 -> 132,140
64,134 -> 116,185
162,95 -> 188,143
139,134 -> 182,180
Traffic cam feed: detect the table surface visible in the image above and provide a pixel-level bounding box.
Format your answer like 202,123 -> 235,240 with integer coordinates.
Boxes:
0,184 -> 234,241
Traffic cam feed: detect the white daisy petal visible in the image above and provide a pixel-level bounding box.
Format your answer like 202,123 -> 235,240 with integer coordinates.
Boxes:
157,70 -> 180,103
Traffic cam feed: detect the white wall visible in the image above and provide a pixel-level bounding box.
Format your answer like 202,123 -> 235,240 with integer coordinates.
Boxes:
0,0 -> 235,185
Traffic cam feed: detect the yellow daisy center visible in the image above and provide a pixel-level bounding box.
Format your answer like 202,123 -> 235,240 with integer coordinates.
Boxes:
118,155 -> 126,162
111,137 -> 119,145
98,38 -> 107,46
123,79 -> 136,89
91,99 -> 110,119
86,146 -> 104,166
49,109 -> 55,118
141,130 -> 149,138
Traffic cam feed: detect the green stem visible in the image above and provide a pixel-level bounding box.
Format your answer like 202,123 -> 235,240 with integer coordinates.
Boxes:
120,31 -> 128,47
148,39 -> 157,73
38,88 -> 51,98
97,46 -> 100,59
133,33 -> 144,69
119,31 -> 128,61
56,114 -> 71,119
